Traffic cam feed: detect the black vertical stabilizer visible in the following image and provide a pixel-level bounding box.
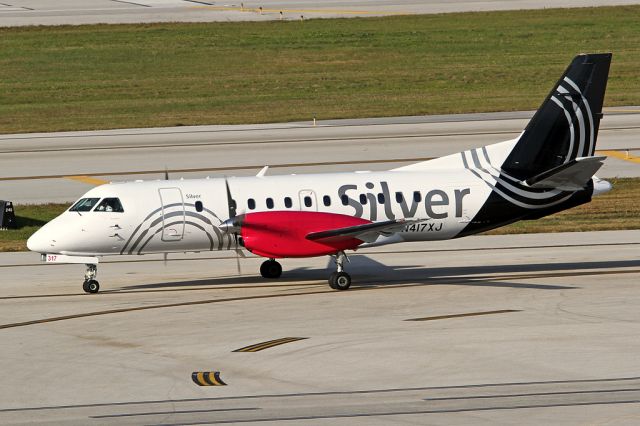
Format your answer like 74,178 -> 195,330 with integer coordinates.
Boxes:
501,53 -> 612,180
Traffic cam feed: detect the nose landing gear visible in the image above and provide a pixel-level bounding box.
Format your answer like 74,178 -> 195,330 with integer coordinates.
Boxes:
329,251 -> 351,291
83,264 -> 100,294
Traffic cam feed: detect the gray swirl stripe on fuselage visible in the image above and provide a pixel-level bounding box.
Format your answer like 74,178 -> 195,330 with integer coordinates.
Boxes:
136,220 -> 215,254
124,206 -> 224,254
469,149 -> 565,201
462,151 -> 573,209
127,210 -> 223,254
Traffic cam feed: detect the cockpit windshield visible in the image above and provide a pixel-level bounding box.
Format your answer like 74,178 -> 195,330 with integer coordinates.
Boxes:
94,198 -> 124,213
69,198 -> 100,212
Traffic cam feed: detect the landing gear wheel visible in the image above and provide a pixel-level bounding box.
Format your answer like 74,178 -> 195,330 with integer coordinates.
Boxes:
260,260 -> 282,279
333,272 -> 351,291
328,272 -> 338,289
83,279 -> 100,294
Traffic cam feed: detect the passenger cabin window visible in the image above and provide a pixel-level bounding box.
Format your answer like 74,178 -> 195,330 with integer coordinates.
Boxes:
395,192 -> 403,203
94,198 -> 124,213
323,195 -> 331,206
413,191 -> 422,202
248,198 -> 256,210
304,196 -> 312,208
284,197 -> 292,208
377,193 -> 385,204
341,195 -> 349,206
69,198 -> 100,212
359,194 -> 367,205
266,198 -> 274,209
195,201 -> 203,212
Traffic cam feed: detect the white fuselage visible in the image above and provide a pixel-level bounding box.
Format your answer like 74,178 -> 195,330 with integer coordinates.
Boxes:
27,168 -> 493,257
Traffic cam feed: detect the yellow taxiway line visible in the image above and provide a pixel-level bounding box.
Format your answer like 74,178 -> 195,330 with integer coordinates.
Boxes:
599,150 -> 640,165
64,175 -> 109,185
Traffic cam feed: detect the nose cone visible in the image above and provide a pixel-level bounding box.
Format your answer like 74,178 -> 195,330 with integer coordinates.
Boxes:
27,228 -> 51,253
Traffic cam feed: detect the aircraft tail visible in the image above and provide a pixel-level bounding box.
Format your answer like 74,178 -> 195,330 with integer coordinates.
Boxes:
392,53 -> 612,176
501,53 -> 612,180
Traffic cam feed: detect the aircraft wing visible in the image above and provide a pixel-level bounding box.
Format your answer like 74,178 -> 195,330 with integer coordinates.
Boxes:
306,218 -> 420,244
524,156 -> 606,191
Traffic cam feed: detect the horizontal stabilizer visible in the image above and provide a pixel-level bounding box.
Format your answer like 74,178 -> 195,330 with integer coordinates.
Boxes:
306,218 -> 419,244
524,156 -> 606,191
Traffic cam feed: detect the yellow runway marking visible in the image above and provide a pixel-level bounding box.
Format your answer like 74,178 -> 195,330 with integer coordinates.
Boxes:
64,175 -> 108,185
405,309 -> 520,322
192,371 -> 227,386
233,337 -> 308,352
191,6 -> 409,16
599,150 -> 640,165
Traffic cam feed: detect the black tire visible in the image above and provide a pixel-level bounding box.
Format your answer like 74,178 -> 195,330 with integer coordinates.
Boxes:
328,272 -> 338,289
82,280 -> 90,293
260,260 -> 282,279
333,272 -> 351,291
86,279 -> 100,294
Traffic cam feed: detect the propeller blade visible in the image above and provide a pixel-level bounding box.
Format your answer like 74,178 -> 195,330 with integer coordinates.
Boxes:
225,178 -> 237,219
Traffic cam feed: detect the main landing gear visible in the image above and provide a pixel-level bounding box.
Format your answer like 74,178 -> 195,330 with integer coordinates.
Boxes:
258,252 -> 352,290
260,259 -> 282,279
82,263 -> 100,294
329,251 -> 351,291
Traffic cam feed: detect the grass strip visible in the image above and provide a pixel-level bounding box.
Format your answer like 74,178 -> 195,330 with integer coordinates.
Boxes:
2,178 -> 638,252
1,5 -> 640,133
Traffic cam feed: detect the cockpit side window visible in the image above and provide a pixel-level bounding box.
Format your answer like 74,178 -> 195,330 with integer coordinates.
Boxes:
69,198 -> 101,212
94,198 -> 124,213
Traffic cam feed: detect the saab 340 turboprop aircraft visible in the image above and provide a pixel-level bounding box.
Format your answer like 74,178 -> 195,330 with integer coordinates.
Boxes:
28,53 -> 613,293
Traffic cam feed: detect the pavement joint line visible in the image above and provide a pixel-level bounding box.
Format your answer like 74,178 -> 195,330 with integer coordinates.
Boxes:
1,268 -> 639,330
422,387 -> 640,402
2,376 -> 639,412
189,6 -> 409,15
0,131 -> 515,154
110,0 -> 151,7
0,148 -> 636,181
92,406 -> 260,419
0,157 -> 435,181
1,241 -> 639,269
1,129 -> 638,155
2,267 -> 639,301
135,400 -> 640,425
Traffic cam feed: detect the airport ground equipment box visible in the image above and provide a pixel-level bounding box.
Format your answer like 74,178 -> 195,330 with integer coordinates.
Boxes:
0,201 -> 16,230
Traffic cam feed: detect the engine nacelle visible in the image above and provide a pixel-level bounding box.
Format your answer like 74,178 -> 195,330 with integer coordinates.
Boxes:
240,211 -> 370,258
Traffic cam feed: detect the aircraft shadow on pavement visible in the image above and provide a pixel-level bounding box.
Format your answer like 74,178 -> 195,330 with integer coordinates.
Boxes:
120,256 -> 640,292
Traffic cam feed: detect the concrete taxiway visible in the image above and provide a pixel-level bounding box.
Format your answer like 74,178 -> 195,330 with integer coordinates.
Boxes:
1,230 -> 639,424
1,109 -> 639,203
2,0 -> 640,27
